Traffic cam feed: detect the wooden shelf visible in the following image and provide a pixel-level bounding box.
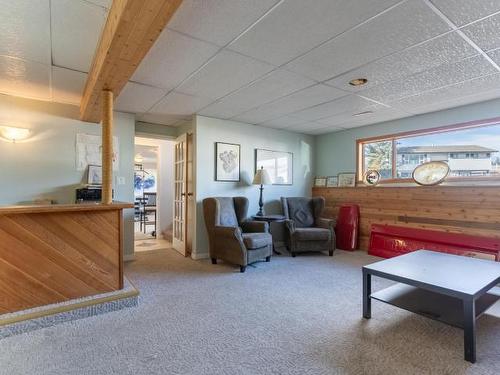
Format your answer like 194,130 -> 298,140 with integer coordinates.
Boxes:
370,283 -> 500,328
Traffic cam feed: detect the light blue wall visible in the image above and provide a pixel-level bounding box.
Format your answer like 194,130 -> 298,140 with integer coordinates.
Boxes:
194,115 -> 315,258
0,94 -> 136,256
315,98 -> 500,176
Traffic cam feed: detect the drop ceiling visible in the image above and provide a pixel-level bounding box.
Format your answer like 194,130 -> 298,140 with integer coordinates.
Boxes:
0,0 -> 110,105
2,0 -> 500,134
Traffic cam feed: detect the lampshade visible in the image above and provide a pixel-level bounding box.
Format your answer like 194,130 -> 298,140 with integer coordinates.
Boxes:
252,168 -> 272,185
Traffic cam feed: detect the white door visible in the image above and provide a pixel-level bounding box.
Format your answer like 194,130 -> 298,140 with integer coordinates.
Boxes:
173,133 -> 187,256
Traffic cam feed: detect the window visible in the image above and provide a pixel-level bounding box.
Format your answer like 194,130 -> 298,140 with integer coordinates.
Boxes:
357,118 -> 500,183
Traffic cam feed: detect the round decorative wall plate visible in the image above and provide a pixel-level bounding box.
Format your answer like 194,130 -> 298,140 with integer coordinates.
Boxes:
363,170 -> 381,186
412,161 -> 450,186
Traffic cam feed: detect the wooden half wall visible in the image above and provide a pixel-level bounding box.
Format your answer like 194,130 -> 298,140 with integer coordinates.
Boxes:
313,186 -> 500,251
0,203 -> 132,314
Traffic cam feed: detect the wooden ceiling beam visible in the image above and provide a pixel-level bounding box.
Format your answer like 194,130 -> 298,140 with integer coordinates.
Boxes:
80,0 -> 183,123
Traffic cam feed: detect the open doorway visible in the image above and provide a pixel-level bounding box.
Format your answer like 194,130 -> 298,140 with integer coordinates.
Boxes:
134,136 -> 174,252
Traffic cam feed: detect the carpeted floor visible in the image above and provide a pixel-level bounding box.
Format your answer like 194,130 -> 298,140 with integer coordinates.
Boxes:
1,249 -> 499,375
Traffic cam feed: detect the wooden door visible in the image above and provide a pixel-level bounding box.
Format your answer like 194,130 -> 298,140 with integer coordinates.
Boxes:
173,133 -> 187,256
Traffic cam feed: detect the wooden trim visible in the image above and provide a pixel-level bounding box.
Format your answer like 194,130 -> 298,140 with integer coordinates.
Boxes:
0,202 -> 133,215
356,116 -> 500,184
0,280 -> 138,327
80,0 -> 184,122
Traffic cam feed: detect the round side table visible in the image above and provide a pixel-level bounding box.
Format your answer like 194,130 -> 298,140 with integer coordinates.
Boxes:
251,214 -> 286,255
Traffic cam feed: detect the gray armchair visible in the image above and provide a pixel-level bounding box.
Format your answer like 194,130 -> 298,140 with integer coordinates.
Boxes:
281,197 -> 336,257
203,197 -> 273,272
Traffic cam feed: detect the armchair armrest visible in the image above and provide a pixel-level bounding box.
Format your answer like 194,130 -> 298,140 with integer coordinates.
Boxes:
284,219 -> 296,234
214,226 -> 243,241
241,220 -> 269,233
317,217 -> 336,230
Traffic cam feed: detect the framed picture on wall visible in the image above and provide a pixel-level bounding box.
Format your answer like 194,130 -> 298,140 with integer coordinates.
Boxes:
337,172 -> 356,187
314,177 -> 327,187
255,149 -> 293,185
215,142 -> 240,182
326,176 -> 338,187
87,165 -> 102,185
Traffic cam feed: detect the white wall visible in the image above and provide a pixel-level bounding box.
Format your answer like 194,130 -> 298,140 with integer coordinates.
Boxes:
0,94 -> 135,257
193,115 -> 315,258
135,137 -> 174,236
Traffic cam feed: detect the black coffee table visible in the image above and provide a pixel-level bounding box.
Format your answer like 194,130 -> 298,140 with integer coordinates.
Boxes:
362,250 -> 500,363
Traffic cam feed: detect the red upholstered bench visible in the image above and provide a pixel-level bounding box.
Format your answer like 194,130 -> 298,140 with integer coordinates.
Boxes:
369,224 -> 500,261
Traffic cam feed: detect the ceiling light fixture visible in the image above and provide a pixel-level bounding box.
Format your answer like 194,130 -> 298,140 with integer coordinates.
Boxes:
0,126 -> 32,143
134,153 -> 144,163
353,111 -> 374,117
349,78 -> 368,87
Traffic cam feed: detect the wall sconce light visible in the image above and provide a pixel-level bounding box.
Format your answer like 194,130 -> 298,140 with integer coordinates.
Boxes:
0,126 -> 32,143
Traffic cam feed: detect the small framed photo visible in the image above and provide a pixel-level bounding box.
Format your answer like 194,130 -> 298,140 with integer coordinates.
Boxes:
337,172 -> 356,187
326,176 -> 338,187
314,177 -> 327,187
87,165 -> 102,185
215,142 -> 240,182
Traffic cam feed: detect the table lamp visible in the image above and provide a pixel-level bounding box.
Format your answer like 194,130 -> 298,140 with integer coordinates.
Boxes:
252,166 -> 272,216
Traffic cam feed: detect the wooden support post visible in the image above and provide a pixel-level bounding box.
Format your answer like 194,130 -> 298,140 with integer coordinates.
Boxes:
102,90 -> 113,204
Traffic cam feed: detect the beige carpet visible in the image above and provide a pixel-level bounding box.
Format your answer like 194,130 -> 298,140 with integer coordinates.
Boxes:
1,250 -> 499,374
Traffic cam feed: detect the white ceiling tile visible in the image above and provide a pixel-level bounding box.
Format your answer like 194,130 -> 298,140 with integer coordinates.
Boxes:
260,115 -> 307,129
231,84 -> 348,124
132,29 -> 219,90
488,48 -> 500,64
306,127 -> 346,135
462,13 -> 500,52
312,104 -> 405,127
361,55 -> 497,103
0,56 -> 50,100
325,32 -> 477,92
149,91 -> 213,117
431,0 -> 500,27
176,50 -> 274,100
292,95 -> 376,121
199,69 -> 315,119
51,66 -> 87,105
115,82 -> 167,114
334,108 -> 413,129
285,121 -> 334,133
136,113 -> 189,126
286,0 -> 451,81
169,0 -> 279,46
228,0 -> 401,66
0,0 -> 50,64
51,0 -> 107,72
391,73 -> 500,113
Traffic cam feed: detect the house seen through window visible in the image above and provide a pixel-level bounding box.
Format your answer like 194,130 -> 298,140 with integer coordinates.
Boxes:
360,122 -> 500,182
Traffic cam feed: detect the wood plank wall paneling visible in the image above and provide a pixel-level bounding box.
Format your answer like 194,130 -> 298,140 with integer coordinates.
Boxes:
0,209 -> 122,314
313,186 -> 500,251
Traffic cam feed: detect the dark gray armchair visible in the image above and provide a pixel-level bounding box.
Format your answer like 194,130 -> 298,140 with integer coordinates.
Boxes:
203,197 -> 273,272
281,197 -> 336,257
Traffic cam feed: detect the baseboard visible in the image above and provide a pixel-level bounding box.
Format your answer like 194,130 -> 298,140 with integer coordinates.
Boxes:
123,253 -> 136,262
191,252 -> 209,260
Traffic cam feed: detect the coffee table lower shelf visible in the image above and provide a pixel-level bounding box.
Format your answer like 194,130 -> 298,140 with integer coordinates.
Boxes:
370,283 -> 500,328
